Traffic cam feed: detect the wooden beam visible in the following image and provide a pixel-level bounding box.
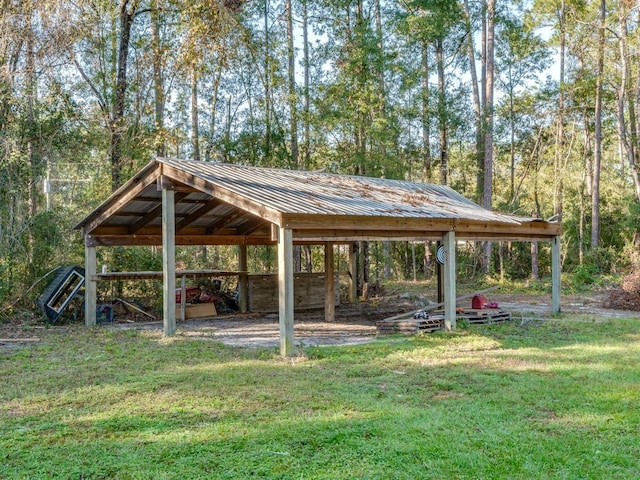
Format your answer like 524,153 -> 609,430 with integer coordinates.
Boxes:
162,187 -> 177,336
176,198 -> 222,232
443,231 -> 456,330
283,214 -> 562,238
129,192 -> 189,234
81,172 -> 159,235
236,217 -> 269,236
283,214 -> 456,231
161,164 -> 283,225
348,243 -> 357,303
85,234 -> 274,247
238,245 -> 248,313
278,227 -> 295,356
206,208 -> 246,234
324,242 -> 335,322
552,235 -> 561,314
92,269 -> 244,281
84,244 -> 97,327
293,230 -> 446,242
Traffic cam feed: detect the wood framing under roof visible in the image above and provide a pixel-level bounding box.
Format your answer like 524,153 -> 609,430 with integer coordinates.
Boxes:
75,157 -> 561,245
75,157 -> 562,356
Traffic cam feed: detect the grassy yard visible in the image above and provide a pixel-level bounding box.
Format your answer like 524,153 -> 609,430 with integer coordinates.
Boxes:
1,315 -> 640,479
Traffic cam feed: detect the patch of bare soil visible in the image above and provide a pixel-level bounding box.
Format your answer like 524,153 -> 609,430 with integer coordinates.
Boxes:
2,289 -> 639,351
113,295 -> 422,349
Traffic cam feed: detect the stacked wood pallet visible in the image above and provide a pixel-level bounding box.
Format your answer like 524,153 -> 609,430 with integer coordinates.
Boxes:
376,315 -> 444,335
456,308 -> 511,324
376,307 -> 511,335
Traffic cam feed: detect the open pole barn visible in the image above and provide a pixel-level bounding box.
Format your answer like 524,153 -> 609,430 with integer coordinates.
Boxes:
74,157 -> 562,356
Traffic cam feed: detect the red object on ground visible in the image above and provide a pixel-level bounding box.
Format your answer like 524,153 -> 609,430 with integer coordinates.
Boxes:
175,287 -> 201,303
472,294 -> 488,309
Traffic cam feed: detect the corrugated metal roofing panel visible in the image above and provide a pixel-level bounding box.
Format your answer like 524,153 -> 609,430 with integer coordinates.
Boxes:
160,158 -> 519,225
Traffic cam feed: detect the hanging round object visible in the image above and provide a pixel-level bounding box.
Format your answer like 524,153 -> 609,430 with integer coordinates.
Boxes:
436,245 -> 446,265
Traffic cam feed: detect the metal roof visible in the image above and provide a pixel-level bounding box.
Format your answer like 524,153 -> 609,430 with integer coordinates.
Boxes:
162,158 -> 518,223
75,157 -> 561,246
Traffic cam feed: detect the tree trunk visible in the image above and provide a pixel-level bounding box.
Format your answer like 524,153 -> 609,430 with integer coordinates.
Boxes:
592,0 -> 605,249
152,0 -> 165,157
374,0 -> 387,160
263,0 -> 271,162
554,0 -> 566,220
25,5 -> 37,219
206,55 -> 224,161
191,69 -> 200,161
111,0 -> 138,191
286,0 -> 299,169
436,38 -> 448,185
421,41 -> 432,181
464,0 -> 483,199
482,0 -> 495,273
617,3 -> 640,201
302,0 -> 310,169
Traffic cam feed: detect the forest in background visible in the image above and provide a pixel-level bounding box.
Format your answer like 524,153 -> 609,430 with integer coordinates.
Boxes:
1,0 -> 639,313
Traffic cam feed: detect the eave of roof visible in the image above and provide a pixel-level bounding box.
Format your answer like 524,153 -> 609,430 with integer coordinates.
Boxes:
74,157 -> 561,244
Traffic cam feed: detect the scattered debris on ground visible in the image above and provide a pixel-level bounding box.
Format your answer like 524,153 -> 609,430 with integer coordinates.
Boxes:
2,289 -> 639,351
602,270 -> 640,311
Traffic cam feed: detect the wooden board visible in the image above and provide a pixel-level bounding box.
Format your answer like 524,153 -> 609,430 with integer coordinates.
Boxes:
456,308 -> 511,324
376,315 -> 444,335
247,273 -> 340,312
175,303 -> 217,320
377,308 -> 512,335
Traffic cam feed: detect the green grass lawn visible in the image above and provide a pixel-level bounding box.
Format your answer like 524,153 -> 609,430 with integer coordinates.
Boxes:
2,315 -> 640,479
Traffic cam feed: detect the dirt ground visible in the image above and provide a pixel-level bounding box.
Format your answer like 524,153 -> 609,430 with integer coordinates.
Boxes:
3,289 -> 639,350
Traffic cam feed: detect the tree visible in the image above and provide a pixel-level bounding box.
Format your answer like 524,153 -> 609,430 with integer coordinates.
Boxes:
592,0 -> 605,249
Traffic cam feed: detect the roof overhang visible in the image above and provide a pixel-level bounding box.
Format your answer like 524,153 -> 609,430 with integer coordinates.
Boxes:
75,158 -> 561,247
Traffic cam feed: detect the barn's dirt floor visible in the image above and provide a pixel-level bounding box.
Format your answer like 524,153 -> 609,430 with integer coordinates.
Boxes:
3,289 -> 640,350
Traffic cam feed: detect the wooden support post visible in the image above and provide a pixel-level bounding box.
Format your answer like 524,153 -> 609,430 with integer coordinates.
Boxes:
436,241 -> 444,304
277,227 -> 294,356
238,244 -> 248,313
180,274 -> 186,322
443,231 -> 456,330
162,185 -> 177,336
552,235 -> 561,314
348,243 -> 357,303
85,244 -> 97,327
324,242 -> 335,322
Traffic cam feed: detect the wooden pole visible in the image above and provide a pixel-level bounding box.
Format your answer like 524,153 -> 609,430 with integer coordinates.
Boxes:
436,241 -> 444,304
324,242 -> 335,322
238,244 -> 248,313
84,243 -> 97,327
180,274 -> 186,322
443,231 -> 456,330
278,227 -> 294,356
348,243 -> 357,303
552,235 -> 561,314
162,184 -> 177,336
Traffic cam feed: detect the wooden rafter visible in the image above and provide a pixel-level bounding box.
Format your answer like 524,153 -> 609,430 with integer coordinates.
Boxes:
161,163 -> 283,225
129,192 -> 189,234
176,198 -> 222,232
205,208 -> 246,234
236,217 -> 269,236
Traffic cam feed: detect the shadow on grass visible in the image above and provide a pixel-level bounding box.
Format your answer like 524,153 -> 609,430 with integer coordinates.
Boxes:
2,316 -> 640,479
